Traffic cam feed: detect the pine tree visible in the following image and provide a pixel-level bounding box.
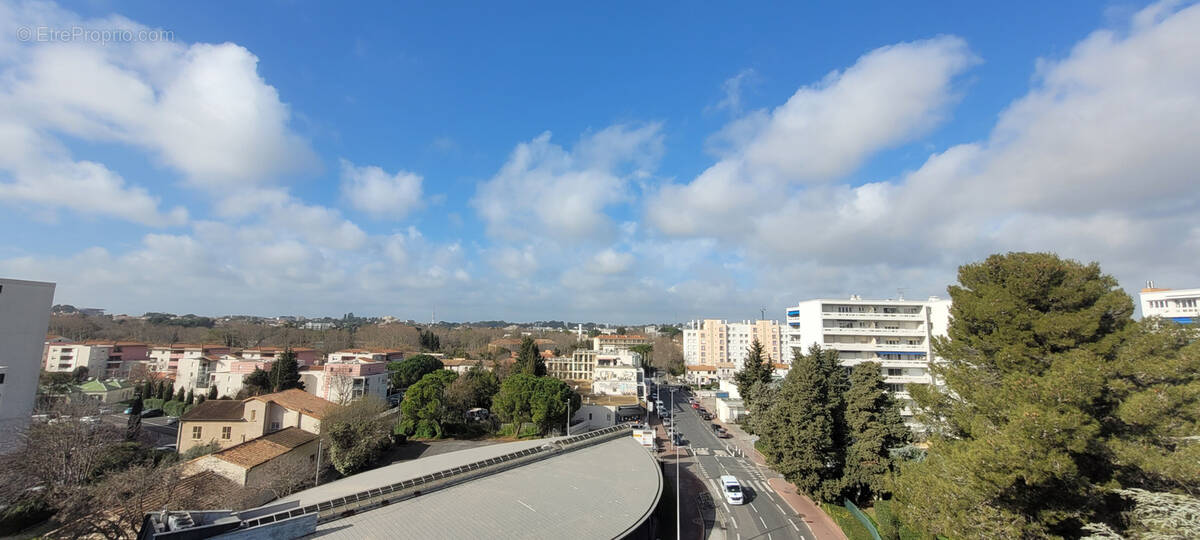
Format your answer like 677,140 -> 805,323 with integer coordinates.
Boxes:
513,337 -> 545,376
268,347 -> 304,391
206,385 -> 218,400
893,252 -> 1136,538
758,347 -> 838,499
185,389 -> 195,405
841,362 -> 911,505
174,387 -> 185,402
813,344 -> 850,502
141,380 -> 153,401
734,338 -> 772,406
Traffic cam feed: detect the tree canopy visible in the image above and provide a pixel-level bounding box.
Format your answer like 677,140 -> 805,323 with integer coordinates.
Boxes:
512,337 -> 546,377
398,370 -> 458,439
322,396 -> 389,475
734,338 -> 773,405
388,354 -> 444,390
267,348 -> 304,392
491,374 -> 578,434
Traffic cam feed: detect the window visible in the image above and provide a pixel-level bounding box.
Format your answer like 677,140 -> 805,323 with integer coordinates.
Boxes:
888,368 -> 902,377
221,426 -> 231,439
191,426 -> 202,440
886,383 -> 908,393
0,374 -> 5,384
269,421 -> 280,432
249,410 -> 256,421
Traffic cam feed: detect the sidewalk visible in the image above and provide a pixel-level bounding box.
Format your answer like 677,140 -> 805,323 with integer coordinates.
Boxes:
700,396 -> 847,540
651,413 -> 721,539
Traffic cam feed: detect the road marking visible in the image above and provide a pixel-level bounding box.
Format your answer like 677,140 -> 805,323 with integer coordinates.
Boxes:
775,503 -> 784,514
517,500 -> 535,512
728,513 -> 735,527
759,515 -> 767,528
791,520 -> 800,532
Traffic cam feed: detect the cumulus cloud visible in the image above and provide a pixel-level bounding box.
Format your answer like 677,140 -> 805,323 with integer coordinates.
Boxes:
647,36 -> 976,237
472,124 -> 663,241
340,160 -> 424,219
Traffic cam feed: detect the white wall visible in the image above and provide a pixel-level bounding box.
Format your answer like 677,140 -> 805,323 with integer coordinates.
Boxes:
0,278 -> 56,453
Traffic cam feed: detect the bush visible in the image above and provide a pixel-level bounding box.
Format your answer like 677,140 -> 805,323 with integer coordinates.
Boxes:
0,495 -> 54,536
142,398 -> 165,410
180,441 -> 221,460
872,500 -> 928,540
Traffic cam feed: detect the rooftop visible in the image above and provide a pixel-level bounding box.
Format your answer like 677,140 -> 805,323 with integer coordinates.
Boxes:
181,399 -> 246,422
248,388 -> 338,419
210,427 -> 317,469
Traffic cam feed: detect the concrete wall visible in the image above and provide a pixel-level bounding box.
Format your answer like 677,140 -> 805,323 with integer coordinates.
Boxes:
243,438 -> 320,489
179,420 -> 253,454
183,454 -> 248,485
0,278 -> 55,454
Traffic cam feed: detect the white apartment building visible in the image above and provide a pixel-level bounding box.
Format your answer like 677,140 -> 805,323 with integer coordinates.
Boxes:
44,342 -> 112,375
1140,282 -> 1199,324
683,319 -> 783,369
785,295 -> 951,428
0,278 -> 56,453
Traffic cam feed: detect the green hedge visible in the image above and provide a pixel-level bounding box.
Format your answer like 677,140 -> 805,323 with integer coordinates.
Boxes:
872,500 -> 928,540
162,400 -> 194,417
142,398 -> 165,410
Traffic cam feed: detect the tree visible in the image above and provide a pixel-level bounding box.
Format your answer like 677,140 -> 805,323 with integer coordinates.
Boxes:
492,374 -> 575,434
756,347 -> 838,499
398,370 -> 458,439
206,385 -> 218,400
327,374 -> 357,405
242,368 -> 271,397
419,328 -> 441,351
174,387 -> 185,403
734,338 -> 773,407
322,396 -> 389,475
616,326 -> 627,335
445,363 -> 501,418
125,393 -> 143,441
587,328 -> 601,338
185,390 -> 195,406
512,337 -> 545,377
492,373 -> 537,426
267,347 -> 304,392
71,366 -> 89,383
893,252 -> 1136,538
389,354 -> 444,390
630,344 -> 654,368
840,362 -> 910,505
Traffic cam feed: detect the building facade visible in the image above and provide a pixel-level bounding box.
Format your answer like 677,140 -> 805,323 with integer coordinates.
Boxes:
592,334 -> 651,354
1140,282 -> 1199,324
148,344 -> 233,375
304,359 -> 388,404
0,278 -> 56,453
44,342 -> 112,374
785,296 -> 951,428
683,319 -> 783,368
176,389 -> 335,454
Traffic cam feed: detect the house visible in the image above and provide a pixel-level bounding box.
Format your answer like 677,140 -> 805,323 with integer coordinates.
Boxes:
75,379 -> 136,403
240,347 -> 320,366
181,427 -> 320,488
327,349 -> 404,364
300,359 -> 388,404
176,389 -> 337,454
685,365 -> 719,385
441,357 -> 479,375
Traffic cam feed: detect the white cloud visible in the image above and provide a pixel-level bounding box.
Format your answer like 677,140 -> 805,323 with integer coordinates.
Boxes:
472,124 -> 663,242
590,249 -> 634,274
709,68 -> 757,115
647,35 -> 976,237
339,160 -> 424,220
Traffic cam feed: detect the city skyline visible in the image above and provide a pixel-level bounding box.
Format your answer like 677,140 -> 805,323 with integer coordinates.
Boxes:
2,1 -> 1197,321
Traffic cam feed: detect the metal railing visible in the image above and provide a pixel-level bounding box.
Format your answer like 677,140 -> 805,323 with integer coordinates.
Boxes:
239,424 -> 633,530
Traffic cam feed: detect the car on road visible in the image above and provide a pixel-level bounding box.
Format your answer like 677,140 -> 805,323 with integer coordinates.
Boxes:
691,402 -> 700,409
701,412 -> 713,420
720,475 -> 744,505
123,406 -> 134,415
716,427 -> 730,438
165,416 -> 179,425
140,408 -> 164,418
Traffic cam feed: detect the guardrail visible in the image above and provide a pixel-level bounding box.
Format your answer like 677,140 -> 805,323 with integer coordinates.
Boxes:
239,424 -> 633,530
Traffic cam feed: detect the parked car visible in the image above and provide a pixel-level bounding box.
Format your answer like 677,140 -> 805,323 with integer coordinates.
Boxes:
716,427 -> 730,438
691,402 -> 700,409
701,412 -> 713,421
140,408 -> 163,418
123,406 -> 134,415
166,416 -> 179,425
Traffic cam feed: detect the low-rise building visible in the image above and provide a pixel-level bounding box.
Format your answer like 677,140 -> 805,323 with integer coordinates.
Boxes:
181,427 -> 320,488
148,344 -> 233,375
327,349 -> 404,364
241,347 -> 321,366
592,334 -> 650,354
441,357 -> 479,375
303,359 -> 388,404
44,342 -> 111,375
75,379 -> 137,403
176,389 -> 336,454
685,365 -> 718,385
715,398 -> 746,423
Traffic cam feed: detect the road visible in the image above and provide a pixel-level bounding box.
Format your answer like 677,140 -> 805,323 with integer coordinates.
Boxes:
661,386 -> 815,540
102,413 -> 179,448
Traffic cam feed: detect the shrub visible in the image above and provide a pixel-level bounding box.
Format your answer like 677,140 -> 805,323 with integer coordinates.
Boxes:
0,495 -> 54,536
825,504 -> 875,540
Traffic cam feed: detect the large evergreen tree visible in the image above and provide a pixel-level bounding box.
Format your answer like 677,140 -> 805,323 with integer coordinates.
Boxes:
398,370 -> 458,439
513,337 -> 546,377
268,347 -> 304,392
206,385 -> 218,400
734,338 -> 773,405
242,368 -> 272,396
841,362 -> 910,505
893,252 -> 1136,538
757,346 -> 839,499
388,354 -> 444,390
126,392 -> 143,441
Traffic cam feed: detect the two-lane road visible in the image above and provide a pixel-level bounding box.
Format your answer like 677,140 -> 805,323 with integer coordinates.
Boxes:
661,387 -> 814,540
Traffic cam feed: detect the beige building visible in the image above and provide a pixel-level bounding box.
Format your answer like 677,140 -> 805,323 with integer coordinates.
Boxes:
591,334 -> 651,354
182,427 -> 320,488
176,389 -> 336,454
683,319 -> 783,369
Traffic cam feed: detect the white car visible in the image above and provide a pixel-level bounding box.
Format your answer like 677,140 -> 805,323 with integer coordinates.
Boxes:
721,475 -> 744,505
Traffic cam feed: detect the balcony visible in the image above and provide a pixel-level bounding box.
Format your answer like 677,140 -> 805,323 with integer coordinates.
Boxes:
821,326 -> 925,336
884,374 -> 930,385
821,311 -> 923,320
824,342 -> 926,352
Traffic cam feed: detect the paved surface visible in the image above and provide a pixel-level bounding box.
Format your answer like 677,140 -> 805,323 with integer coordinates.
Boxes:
702,396 -> 847,540
305,436 -> 661,539
662,387 -> 815,540
103,412 -> 178,447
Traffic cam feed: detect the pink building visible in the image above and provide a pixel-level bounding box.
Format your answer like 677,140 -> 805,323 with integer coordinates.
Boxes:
85,341 -> 149,378
240,347 -> 320,366
300,359 -> 389,403
148,344 -> 232,374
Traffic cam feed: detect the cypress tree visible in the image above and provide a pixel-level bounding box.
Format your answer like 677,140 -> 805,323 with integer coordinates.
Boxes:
734,338 -> 772,405
758,347 -> 838,499
206,385 -> 218,400
126,392 -> 143,441
185,389 -> 195,405
268,347 -> 304,391
513,337 -> 545,376
174,387 -> 185,402
841,362 -> 911,504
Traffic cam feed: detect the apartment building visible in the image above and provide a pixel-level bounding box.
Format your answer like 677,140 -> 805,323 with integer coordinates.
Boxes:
241,346 -> 321,366
786,295 -> 951,428
547,350 -> 596,382
683,319 -> 783,368
0,278 -> 56,453
1140,282 -> 1199,324
149,344 -> 233,375
301,359 -> 388,404
44,342 -> 112,374
592,334 -> 651,354
326,349 -> 404,364
176,389 -> 336,454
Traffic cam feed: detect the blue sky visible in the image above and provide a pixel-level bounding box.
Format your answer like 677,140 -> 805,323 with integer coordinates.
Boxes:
1,0 -> 1197,322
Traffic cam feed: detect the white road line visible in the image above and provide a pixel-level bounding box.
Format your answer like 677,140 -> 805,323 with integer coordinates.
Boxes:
517,499 -> 535,512
775,503 -> 785,514
759,515 -> 767,528
791,520 -> 800,531
728,514 -> 736,527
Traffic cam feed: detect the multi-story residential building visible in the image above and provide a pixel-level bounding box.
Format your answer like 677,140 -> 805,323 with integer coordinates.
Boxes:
683,319 -> 783,368
547,350 -> 595,382
592,334 -> 651,354
241,347 -> 321,366
300,359 -> 388,404
44,342 -> 112,374
785,295 -> 951,428
148,344 -> 233,375
326,349 -> 403,364
78,341 -> 150,378
176,389 -> 335,454
0,278 -> 56,453
1140,282 -> 1199,324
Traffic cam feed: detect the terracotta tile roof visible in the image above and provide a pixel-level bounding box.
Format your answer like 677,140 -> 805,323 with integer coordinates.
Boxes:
210,427 -> 318,469
686,365 -> 718,371
249,389 -> 338,419
181,399 -> 247,421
